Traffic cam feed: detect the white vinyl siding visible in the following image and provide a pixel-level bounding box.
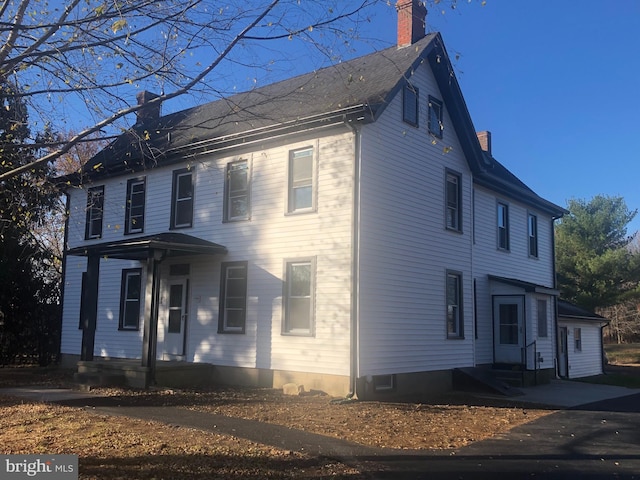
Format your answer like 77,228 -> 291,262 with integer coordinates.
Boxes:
559,320 -> 604,378
62,130 -> 354,377
472,184 -> 557,365
357,62 -> 474,377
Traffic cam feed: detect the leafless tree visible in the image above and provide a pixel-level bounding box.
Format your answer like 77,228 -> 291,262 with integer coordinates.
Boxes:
0,0 -> 387,182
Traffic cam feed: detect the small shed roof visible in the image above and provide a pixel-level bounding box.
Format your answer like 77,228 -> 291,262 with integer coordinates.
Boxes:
558,299 -> 609,324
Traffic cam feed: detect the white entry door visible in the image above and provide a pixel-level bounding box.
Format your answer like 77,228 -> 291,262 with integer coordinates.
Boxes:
163,279 -> 188,359
493,296 -> 525,364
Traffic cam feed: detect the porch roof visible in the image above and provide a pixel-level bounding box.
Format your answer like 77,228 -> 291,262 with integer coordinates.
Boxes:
66,233 -> 227,260
488,275 -> 560,296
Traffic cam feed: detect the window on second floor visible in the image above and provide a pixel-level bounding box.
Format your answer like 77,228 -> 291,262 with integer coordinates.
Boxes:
403,84 -> 419,127
85,186 -> 104,240
428,95 -> 443,138
497,202 -> 510,251
528,213 -> 538,257
446,271 -> 463,339
119,268 -> 142,330
171,168 -> 194,229
125,178 -> 146,234
445,171 -> 462,232
288,147 -> 315,213
224,160 -> 250,221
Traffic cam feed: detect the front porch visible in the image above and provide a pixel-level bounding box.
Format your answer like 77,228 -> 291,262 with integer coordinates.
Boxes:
73,357 -> 215,389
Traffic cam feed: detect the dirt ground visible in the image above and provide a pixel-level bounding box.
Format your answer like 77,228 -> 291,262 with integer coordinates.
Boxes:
0,367 -> 551,451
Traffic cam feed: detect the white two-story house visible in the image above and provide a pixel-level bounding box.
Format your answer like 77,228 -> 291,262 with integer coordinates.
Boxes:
60,0 -> 566,398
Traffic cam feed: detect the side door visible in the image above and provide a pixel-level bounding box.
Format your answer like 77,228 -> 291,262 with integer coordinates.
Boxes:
493,296 -> 525,364
558,326 -> 568,378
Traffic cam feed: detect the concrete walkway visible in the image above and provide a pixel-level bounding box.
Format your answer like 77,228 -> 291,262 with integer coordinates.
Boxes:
515,378 -> 637,407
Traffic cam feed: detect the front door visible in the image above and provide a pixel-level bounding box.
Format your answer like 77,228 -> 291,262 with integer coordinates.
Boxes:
163,279 -> 189,359
493,296 -> 525,364
558,326 -> 568,377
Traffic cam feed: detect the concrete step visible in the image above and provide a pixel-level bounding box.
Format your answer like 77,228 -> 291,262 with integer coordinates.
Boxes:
453,367 -> 524,396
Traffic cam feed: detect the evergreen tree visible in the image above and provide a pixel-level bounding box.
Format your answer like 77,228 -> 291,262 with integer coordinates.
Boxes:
0,80 -> 60,365
555,195 -> 640,311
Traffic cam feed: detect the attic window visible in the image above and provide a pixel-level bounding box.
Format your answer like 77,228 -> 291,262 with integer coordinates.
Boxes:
403,84 -> 419,127
428,95 -> 443,138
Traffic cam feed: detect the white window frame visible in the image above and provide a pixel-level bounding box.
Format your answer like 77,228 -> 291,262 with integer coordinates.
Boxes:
528,212 -> 538,258
445,170 -> 462,232
171,168 -> 194,229
224,160 -> 250,222
85,185 -> 104,240
119,269 -> 142,330
537,299 -> 548,338
287,147 -> 316,214
446,270 -> 464,339
497,201 -> 510,251
574,328 -> 582,352
282,258 -> 315,335
125,177 -> 146,234
218,261 -> 248,334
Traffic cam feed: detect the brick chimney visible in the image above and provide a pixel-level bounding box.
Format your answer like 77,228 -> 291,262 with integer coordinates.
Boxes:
135,90 -> 161,125
396,0 -> 427,48
477,131 -> 492,155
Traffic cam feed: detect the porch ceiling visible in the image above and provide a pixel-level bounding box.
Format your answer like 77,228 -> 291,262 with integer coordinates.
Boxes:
66,232 -> 227,260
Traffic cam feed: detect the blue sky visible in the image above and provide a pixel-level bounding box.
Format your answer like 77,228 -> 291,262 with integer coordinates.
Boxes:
367,0 -> 640,235
66,1 -> 640,235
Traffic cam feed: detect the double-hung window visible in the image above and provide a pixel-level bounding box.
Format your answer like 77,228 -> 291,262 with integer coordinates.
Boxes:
528,213 -> 538,257
283,258 -> 315,335
446,271 -> 463,338
119,268 -> 142,330
85,186 -> 104,239
218,261 -> 248,333
445,171 -> 462,231
288,148 -> 315,213
125,178 -> 146,234
497,202 -> 510,250
537,299 -> 548,338
403,84 -> 419,127
428,95 -> 443,138
224,160 -> 250,221
574,328 -> 582,352
171,168 -> 194,229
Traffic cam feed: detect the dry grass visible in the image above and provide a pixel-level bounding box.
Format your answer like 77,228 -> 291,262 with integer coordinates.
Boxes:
0,395 -> 361,479
0,367 -> 554,479
605,343 -> 640,365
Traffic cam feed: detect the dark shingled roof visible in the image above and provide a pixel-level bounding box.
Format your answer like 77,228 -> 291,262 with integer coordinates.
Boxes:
558,299 -> 609,323
83,34 -> 439,177
75,31 -> 564,216
66,233 -> 227,260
